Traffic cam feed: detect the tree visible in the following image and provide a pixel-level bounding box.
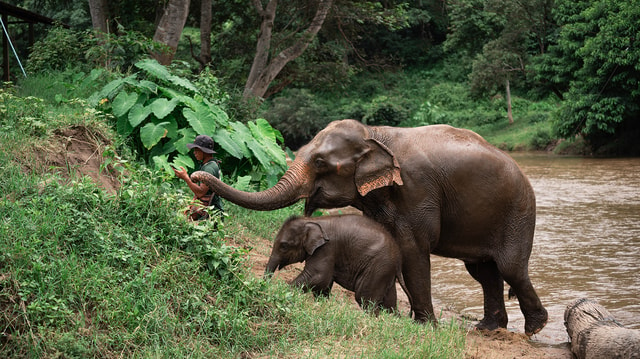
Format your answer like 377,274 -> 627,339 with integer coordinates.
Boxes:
152,0 -> 190,65
544,0 -> 640,153
88,0 -> 109,32
446,0 -> 556,122
243,0 -> 333,101
191,0 -> 212,70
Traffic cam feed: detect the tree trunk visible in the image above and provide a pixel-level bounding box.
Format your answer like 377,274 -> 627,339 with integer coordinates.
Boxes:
564,298 -> 640,359
88,0 -> 109,33
152,0 -> 191,65
194,0 -> 212,70
506,78 -> 514,124
243,0 -> 333,101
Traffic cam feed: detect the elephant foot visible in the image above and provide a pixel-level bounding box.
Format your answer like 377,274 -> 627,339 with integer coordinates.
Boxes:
524,308 -> 548,337
475,318 -> 502,331
475,310 -> 508,332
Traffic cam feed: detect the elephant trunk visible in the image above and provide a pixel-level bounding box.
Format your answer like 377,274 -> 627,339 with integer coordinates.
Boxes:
264,257 -> 280,278
191,157 -> 312,211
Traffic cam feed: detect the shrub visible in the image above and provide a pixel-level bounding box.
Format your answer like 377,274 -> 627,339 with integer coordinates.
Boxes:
90,59 -> 287,186
26,25 -> 162,75
25,27 -> 90,73
262,88 -> 331,150
0,86 -> 47,136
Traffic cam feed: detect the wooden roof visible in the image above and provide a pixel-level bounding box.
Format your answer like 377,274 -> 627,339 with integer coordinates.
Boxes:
0,1 -> 57,25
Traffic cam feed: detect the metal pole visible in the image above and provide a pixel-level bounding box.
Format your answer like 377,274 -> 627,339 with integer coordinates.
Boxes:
0,15 -> 27,78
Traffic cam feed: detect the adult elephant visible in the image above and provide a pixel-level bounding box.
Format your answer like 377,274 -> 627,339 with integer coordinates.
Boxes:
191,119 -> 548,336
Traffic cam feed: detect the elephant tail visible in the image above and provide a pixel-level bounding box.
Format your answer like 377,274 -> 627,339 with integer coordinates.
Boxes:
397,271 -> 414,319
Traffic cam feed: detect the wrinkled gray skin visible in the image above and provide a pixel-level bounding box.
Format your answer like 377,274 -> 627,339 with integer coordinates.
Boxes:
192,119 -> 548,335
265,215 -> 410,315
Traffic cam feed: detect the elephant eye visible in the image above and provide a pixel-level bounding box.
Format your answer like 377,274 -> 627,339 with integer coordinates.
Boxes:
314,158 -> 326,169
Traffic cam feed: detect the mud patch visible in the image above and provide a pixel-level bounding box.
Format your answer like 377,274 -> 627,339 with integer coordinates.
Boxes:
24,125 -> 121,194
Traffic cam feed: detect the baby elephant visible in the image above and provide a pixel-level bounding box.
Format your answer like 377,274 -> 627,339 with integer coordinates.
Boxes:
265,215 -> 410,314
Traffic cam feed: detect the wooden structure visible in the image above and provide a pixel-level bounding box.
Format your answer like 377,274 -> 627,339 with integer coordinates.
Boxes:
564,298 -> 640,359
0,1 -> 58,81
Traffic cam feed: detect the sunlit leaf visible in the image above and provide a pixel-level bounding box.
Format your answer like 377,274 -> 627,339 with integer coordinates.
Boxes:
212,129 -> 244,159
112,91 -> 139,118
135,58 -> 171,81
128,103 -> 153,128
150,98 -> 179,119
171,154 -> 195,172
174,128 -> 197,155
140,121 -> 170,150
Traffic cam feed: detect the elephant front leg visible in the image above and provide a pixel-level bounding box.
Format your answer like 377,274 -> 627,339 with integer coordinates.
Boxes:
291,261 -> 334,297
401,247 -> 435,324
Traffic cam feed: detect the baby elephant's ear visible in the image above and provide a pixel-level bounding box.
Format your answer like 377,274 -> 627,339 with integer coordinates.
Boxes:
303,222 -> 329,255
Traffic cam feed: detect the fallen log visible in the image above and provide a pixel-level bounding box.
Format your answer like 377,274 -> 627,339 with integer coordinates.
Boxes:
564,298 -> 640,359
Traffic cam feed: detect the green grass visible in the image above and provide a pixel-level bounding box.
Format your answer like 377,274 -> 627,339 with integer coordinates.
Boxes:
0,83 -> 467,358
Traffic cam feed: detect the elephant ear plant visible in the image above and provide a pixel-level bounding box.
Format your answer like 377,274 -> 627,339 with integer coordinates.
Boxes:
192,119 -> 549,337
90,59 -> 287,184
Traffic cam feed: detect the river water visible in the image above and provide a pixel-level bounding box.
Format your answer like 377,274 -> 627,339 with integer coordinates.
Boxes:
429,153 -> 640,346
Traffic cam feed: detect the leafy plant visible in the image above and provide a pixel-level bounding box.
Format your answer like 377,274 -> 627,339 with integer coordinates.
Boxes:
0,86 -> 47,136
90,59 -> 287,184
25,26 -> 91,74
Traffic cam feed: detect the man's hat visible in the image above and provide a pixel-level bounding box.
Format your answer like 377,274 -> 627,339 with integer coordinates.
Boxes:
186,135 -> 217,154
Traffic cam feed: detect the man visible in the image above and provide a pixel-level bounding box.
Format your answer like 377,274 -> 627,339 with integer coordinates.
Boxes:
173,135 -> 223,221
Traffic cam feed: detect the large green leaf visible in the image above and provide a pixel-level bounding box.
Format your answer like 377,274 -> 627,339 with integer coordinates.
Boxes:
228,122 -> 253,158
150,98 -> 179,119
135,59 -> 171,81
168,74 -> 199,93
183,104 -> 217,134
245,139 -> 272,170
171,154 -> 195,171
140,121 -> 170,150
138,80 -> 159,94
212,129 -> 244,159
152,116 -> 178,139
208,102 -> 230,127
231,175 -> 252,191
116,114 -> 134,136
152,154 -> 172,173
248,120 -> 287,169
112,91 -> 139,118
174,128 -> 197,155
128,103 -> 153,128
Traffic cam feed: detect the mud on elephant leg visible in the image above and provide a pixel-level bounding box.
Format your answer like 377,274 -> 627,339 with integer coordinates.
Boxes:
464,261 -> 508,331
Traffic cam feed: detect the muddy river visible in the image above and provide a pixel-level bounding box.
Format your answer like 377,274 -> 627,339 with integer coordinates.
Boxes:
429,153 -> 640,346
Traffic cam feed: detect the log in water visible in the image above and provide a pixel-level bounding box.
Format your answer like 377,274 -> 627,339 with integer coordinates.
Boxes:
564,298 -> 640,359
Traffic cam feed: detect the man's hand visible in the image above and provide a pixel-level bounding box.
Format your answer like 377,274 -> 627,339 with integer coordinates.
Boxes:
173,166 -> 189,180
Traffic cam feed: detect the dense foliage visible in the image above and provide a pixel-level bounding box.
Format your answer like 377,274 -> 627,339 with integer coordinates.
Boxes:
3,0 -> 639,154
88,59 -> 287,187
536,0 -> 640,154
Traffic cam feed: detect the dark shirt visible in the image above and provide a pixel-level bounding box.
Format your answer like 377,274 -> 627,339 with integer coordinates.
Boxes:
199,160 -> 223,212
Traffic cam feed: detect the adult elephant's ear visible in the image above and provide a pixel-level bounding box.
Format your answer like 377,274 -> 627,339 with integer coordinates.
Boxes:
303,222 -> 329,255
355,138 -> 403,196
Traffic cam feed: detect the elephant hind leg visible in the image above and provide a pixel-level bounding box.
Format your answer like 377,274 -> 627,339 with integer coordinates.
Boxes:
501,273 -> 548,336
464,261 -> 508,331
355,280 -> 397,315
381,281 -> 398,312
